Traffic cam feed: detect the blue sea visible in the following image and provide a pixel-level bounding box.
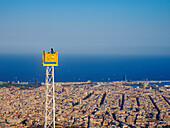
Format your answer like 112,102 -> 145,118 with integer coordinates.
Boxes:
0,54 -> 170,83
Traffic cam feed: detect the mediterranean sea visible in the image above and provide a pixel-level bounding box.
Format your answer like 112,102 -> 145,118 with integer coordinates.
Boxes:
0,54 -> 170,83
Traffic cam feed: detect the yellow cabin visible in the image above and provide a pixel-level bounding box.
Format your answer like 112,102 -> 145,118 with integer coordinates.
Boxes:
42,50 -> 58,66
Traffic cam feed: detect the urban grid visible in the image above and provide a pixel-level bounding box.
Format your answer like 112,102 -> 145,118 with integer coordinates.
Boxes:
0,80 -> 169,127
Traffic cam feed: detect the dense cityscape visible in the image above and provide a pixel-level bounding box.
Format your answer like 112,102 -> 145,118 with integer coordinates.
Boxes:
0,80 -> 169,127
1,0 -> 170,128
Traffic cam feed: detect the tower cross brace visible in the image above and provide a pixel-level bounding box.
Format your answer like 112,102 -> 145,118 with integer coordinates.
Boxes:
44,66 -> 55,128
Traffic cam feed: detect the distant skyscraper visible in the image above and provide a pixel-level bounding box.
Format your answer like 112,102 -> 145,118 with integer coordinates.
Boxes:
35,78 -> 38,86
123,74 -> 126,81
101,104 -> 105,111
80,99 -> 83,105
143,81 -> 149,88
15,77 -> 18,83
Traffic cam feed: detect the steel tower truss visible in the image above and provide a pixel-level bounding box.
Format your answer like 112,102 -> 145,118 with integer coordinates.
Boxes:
44,66 -> 55,128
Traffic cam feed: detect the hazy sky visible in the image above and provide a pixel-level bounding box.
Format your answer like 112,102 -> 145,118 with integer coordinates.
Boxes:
0,0 -> 170,55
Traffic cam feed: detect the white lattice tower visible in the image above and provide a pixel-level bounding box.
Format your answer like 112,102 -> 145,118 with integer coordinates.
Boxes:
44,66 -> 55,128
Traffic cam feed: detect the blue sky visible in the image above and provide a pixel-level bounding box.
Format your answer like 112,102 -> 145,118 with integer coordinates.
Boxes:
0,0 -> 170,55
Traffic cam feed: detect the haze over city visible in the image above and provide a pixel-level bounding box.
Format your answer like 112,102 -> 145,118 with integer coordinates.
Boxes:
0,0 -> 170,55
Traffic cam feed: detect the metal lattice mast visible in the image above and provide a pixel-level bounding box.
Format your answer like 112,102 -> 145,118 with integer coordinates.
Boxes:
44,66 -> 55,128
